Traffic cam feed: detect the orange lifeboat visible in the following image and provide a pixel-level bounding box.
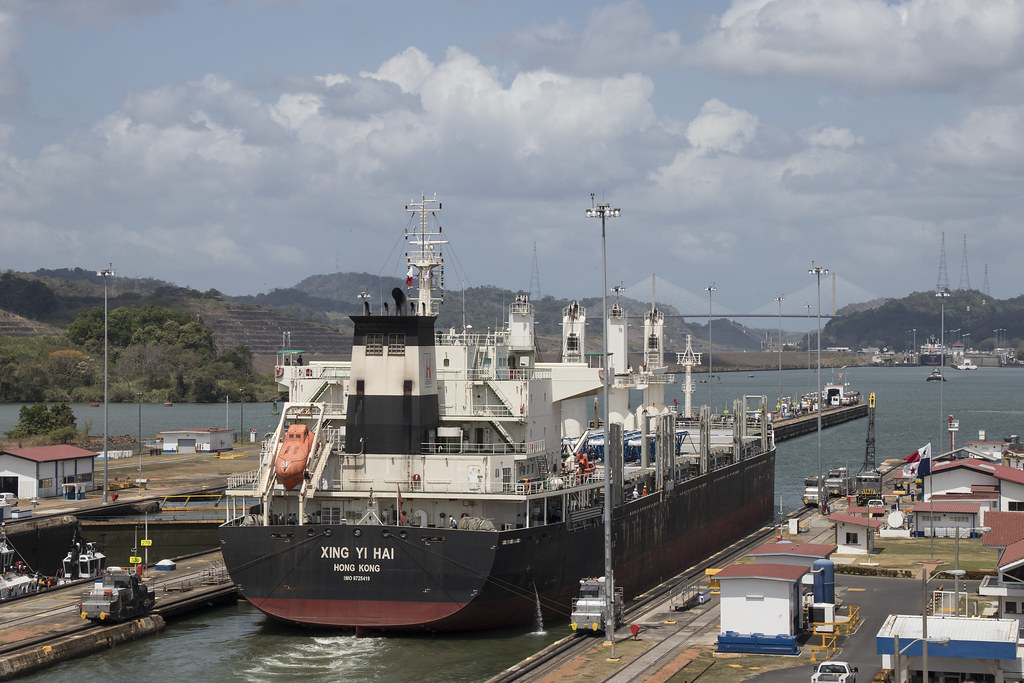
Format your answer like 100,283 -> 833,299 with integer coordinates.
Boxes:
275,424 -> 314,491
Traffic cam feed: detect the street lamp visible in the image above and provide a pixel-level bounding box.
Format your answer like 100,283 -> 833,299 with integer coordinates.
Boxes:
775,294 -> 784,415
891,633 -> 950,683
585,197 -> 619,649
937,289 -> 950,453
809,263 -> 828,509
921,567 -> 963,682
705,284 -> 716,411
97,264 -> 114,504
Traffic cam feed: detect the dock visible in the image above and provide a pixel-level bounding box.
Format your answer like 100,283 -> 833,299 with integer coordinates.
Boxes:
0,550 -> 235,680
773,402 -> 867,441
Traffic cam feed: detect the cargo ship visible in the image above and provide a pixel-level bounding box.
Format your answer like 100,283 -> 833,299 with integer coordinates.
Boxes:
219,194 -> 776,632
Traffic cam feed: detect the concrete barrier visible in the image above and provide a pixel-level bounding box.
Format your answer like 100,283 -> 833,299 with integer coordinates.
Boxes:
0,615 -> 165,680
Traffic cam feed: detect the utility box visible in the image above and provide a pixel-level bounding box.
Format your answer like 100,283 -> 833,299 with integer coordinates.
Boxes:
789,518 -> 799,535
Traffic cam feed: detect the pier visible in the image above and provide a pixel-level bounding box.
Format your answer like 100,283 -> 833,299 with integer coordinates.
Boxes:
773,402 -> 868,441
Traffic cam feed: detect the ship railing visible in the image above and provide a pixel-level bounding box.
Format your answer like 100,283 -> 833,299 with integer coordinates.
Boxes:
436,329 -> 512,347
227,470 -> 260,492
436,367 -> 552,382
421,440 -> 545,456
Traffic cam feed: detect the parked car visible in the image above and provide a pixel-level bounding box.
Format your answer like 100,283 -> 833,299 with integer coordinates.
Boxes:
811,661 -> 857,683
0,493 -> 18,506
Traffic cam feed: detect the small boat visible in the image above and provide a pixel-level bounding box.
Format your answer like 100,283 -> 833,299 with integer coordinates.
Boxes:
0,530 -> 47,600
954,359 -> 978,370
163,402 -> 173,407
926,368 -> 946,382
89,402 -> 100,407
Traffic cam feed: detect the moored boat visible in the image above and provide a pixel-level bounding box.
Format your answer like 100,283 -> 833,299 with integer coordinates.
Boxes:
219,194 -> 776,632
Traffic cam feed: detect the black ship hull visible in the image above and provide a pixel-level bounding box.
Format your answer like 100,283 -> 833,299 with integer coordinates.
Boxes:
219,447 -> 775,632
919,353 -> 942,366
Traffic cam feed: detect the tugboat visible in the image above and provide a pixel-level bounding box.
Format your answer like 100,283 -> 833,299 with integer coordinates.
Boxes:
926,368 -> 946,382
0,527 -> 46,600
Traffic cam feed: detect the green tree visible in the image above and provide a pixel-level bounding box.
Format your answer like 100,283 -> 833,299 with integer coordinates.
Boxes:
6,402 -> 77,439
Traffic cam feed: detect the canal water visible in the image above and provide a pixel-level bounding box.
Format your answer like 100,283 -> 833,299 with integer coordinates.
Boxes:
9,365 -> 1024,681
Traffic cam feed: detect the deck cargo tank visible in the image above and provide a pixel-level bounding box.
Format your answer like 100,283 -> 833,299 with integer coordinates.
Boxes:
219,194 -> 776,632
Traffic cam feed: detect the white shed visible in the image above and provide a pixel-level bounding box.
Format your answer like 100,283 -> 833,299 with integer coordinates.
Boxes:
160,428 -> 234,454
716,562 -> 807,637
828,511 -> 883,554
0,445 -> 97,500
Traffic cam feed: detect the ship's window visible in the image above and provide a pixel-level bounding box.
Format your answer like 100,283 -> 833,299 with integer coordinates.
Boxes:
356,380 -> 364,394
404,380 -> 412,396
388,333 -> 406,356
444,357 -> 449,367
647,334 -> 659,350
1006,601 -> 1018,614
366,333 -> 384,356
322,507 -> 342,525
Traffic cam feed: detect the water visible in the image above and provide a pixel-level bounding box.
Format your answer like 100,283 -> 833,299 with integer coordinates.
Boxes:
11,365 -> 1024,681
0,401 -> 279,443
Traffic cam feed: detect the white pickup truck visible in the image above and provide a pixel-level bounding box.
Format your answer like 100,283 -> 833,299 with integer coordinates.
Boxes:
811,661 -> 857,683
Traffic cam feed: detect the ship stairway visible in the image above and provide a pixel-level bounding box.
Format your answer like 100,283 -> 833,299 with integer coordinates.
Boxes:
299,439 -> 333,502
489,420 -> 514,446
482,379 -> 517,419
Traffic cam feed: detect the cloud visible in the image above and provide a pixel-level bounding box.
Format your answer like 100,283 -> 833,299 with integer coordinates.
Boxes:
498,0 -> 684,74
686,98 -> 758,154
0,9 -> 24,111
693,0 -> 1024,92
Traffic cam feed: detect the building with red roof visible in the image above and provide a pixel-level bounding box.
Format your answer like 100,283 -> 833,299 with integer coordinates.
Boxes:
827,511 -> 883,554
716,562 -> 807,644
0,445 -> 97,501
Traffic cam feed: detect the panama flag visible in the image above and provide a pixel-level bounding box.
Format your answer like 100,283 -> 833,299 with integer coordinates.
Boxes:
903,442 -> 932,478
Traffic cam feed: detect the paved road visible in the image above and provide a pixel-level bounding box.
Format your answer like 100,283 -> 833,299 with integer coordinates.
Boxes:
750,574 -> 927,682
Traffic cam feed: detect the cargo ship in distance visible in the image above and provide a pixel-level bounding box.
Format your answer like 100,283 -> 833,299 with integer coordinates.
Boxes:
219,194 -> 776,632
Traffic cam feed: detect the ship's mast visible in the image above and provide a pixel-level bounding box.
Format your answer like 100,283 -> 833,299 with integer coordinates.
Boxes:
404,194 -> 447,316
676,334 -> 702,418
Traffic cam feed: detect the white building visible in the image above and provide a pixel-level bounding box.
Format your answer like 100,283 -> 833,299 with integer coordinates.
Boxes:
716,562 -> 807,637
979,510 -> 1024,635
877,614 -> 1021,683
160,427 -> 234,454
926,458 -> 1024,511
910,501 -> 986,538
827,511 -> 883,554
0,445 -> 96,500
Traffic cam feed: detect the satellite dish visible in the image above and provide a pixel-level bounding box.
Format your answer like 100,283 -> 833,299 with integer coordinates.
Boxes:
888,510 -> 905,529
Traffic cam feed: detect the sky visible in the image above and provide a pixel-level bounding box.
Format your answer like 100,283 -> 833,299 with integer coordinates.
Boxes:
1,0 -> 1022,323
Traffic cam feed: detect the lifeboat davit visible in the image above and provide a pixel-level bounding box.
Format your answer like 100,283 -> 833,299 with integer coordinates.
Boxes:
275,424 -> 314,491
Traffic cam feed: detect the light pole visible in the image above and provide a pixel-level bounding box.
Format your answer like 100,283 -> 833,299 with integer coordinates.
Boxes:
586,197 -> 619,649
137,392 -> 143,475
912,328 -> 917,363
937,289 -> 950,452
706,284 -> 716,412
892,634 -> 950,683
775,295 -> 784,416
97,264 -> 114,504
809,263 -> 828,509
921,567 -> 964,682
805,303 -> 812,396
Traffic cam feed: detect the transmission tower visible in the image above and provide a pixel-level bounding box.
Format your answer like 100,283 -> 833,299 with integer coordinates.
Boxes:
983,264 -> 991,296
528,241 -> 542,301
958,233 -> 970,290
936,232 -> 949,291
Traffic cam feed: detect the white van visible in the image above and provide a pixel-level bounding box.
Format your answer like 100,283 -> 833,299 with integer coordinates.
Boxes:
0,493 -> 18,506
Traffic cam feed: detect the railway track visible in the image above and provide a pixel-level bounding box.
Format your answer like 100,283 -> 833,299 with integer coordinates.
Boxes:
490,505 -> 824,683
